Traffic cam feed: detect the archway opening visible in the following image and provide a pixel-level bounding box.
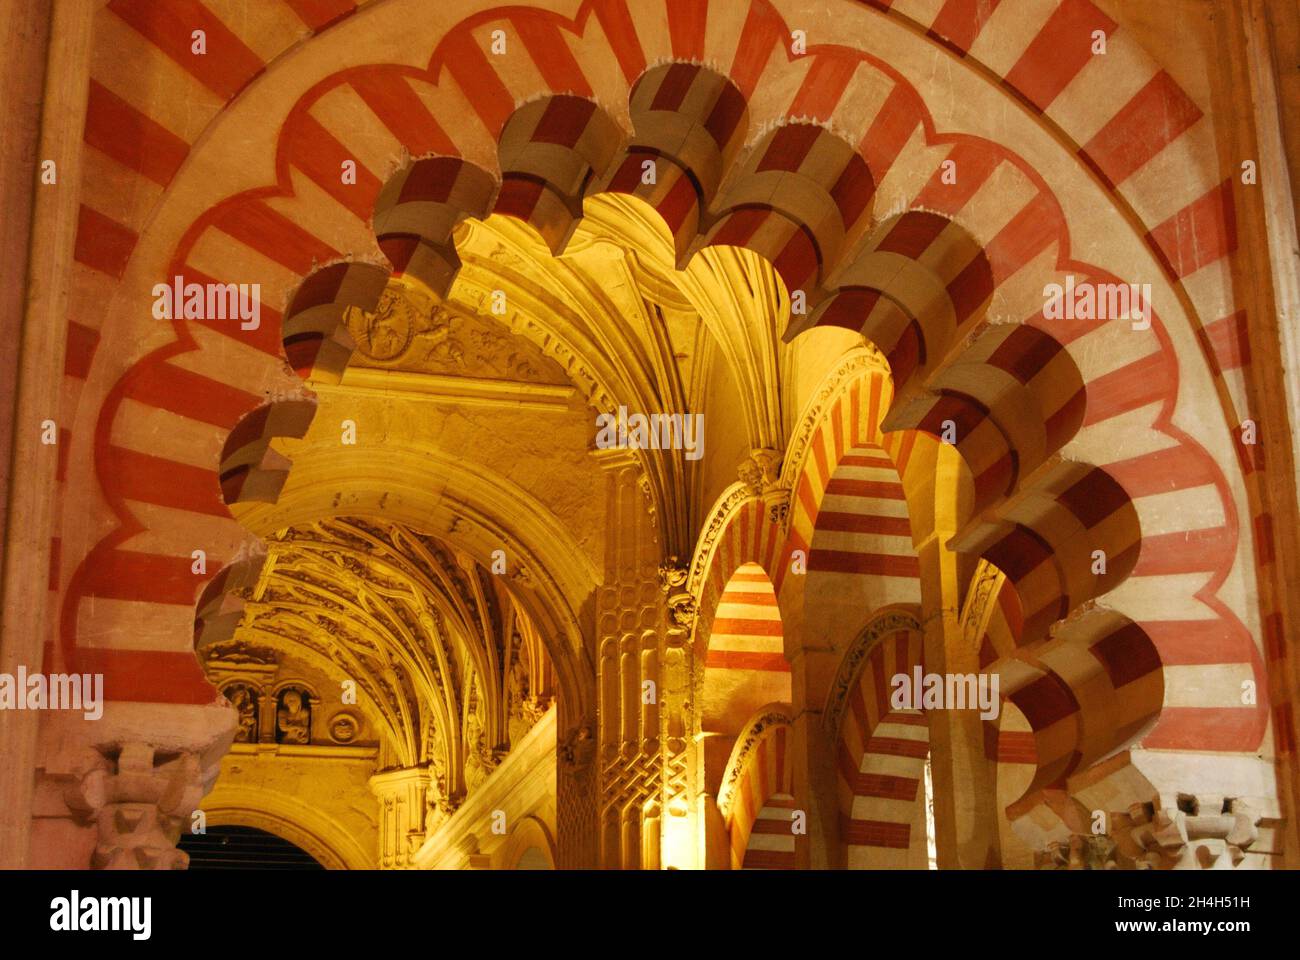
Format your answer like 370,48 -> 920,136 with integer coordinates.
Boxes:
701,564 -> 790,803
179,825 -> 325,871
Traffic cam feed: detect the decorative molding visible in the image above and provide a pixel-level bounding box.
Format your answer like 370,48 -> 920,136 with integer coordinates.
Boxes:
686,482 -> 757,597
959,560 -> 1005,650
326,368 -> 575,411
717,707 -> 793,822
822,607 -> 924,739
780,346 -> 891,495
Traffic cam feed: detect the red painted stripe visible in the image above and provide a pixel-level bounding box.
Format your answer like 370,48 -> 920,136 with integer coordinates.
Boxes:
911,144 -> 1001,214
1144,619 -> 1256,666
122,362 -> 261,428
437,29 -> 515,132
995,731 -> 1037,763
864,735 -> 929,759
789,53 -> 859,121
928,0 -> 1004,54
514,15 -> 593,97
1255,512 -> 1275,566
107,0 -> 265,101
853,773 -> 920,800
1003,0 -> 1115,112
1132,527 -> 1232,576
815,512 -> 912,537
729,3 -> 784,98
180,266 -> 285,357
79,550 -> 200,604
718,588 -> 778,602
655,168 -> 699,232
712,617 -> 783,636
78,649 -> 215,704
665,0 -> 707,61
824,478 -> 906,499
1103,444 -> 1220,497
593,0 -> 646,83
1146,180 -> 1237,280
844,818 -> 911,848
282,0 -> 356,31
284,112 -> 381,221
839,453 -> 895,468
74,205 -> 138,279
860,84 -> 921,181
808,551 -> 920,577
84,80 -> 189,186
208,198 -> 341,275
1201,310 -> 1250,372
350,74 -> 457,157
1143,706 -> 1265,751
57,429 -> 70,482
64,322 -> 100,379
705,649 -> 790,671
1080,351 -> 1168,427
983,192 -> 1057,282
741,848 -> 795,868
103,446 -> 227,517
749,817 -> 796,835
1081,71 -> 1202,188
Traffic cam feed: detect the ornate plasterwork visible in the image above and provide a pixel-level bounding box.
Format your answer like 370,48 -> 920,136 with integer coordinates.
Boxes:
822,607 -> 924,740
959,560 -> 1006,650
780,345 -> 892,495
343,278 -> 569,384
717,709 -> 794,822
686,482 -> 759,598
216,517 -> 553,813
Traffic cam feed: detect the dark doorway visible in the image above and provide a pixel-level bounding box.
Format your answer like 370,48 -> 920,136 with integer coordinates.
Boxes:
179,825 -> 327,870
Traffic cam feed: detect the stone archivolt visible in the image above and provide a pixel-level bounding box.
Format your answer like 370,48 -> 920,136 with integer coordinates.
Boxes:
12,0 -> 1297,873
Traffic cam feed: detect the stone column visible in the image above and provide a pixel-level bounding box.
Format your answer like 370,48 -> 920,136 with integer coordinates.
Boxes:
369,767 -> 430,869
0,0 -> 95,869
915,531 -> 999,869
590,454 -> 665,869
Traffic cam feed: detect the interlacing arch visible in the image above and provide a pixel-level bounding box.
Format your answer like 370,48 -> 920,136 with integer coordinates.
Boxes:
56,0 -> 1273,868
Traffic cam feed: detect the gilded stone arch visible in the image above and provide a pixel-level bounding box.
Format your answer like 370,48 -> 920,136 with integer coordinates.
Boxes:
700,563 -> 790,780
500,815 -> 557,870
716,706 -> 795,869
15,0 -> 1293,877
826,606 -> 932,869
200,792 -> 373,872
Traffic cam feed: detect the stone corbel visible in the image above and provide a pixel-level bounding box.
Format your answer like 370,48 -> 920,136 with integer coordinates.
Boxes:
1129,798 -> 1262,870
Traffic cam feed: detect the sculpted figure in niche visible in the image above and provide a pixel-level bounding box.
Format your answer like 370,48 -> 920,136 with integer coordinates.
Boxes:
226,685 -> 258,743
276,688 -> 312,744
507,658 -> 544,745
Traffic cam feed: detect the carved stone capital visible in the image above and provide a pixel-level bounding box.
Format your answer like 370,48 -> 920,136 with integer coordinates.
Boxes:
738,447 -> 783,496
89,743 -> 204,870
